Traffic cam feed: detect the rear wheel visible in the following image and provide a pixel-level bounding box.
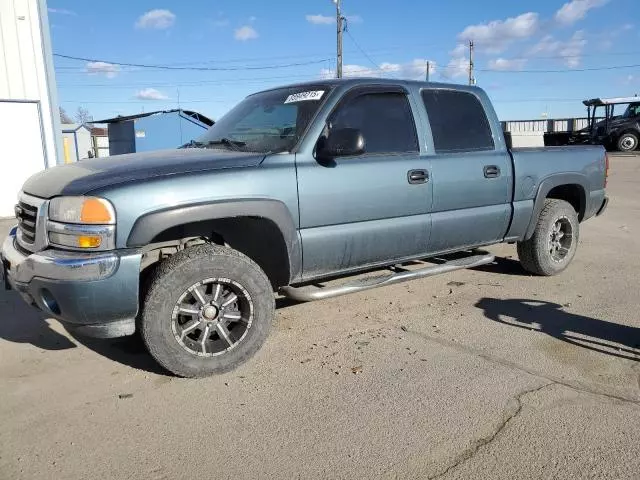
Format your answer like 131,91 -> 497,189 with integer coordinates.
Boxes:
141,244 -> 274,377
617,132 -> 639,152
517,199 -> 579,276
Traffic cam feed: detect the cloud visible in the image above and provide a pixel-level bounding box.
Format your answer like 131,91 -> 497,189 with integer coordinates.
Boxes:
622,23 -> 634,31
234,25 -> 258,41
487,58 -> 528,71
306,14 -> 334,25
320,63 -> 399,79
555,0 -> 609,25
48,8 -> 77,16
450,43 -> 468,57
86,61 -> 120,78
457,12 -> 539,54
249,16 -> 257,23
441,57 -> 469,79
529,30 -> 587,68
306,14 -> 363,25
135,9 -> 176,29
212,19 -> 229,27
135,88 -> 168,100
320,59 -> 436,79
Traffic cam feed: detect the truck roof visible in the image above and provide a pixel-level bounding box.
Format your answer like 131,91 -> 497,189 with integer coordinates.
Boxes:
583,96 -> 640,106
254,77 -> 481,95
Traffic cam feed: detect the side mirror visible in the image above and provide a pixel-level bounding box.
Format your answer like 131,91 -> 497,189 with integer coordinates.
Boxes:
318,128 -> 365,158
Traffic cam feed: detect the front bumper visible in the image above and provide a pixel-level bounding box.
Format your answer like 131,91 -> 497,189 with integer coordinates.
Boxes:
2,228 -> 142,338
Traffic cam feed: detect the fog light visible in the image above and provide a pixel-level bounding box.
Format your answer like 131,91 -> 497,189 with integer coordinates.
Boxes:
41,288 -> 61,315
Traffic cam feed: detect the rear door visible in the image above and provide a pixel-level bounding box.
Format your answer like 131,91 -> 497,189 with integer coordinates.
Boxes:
420,89 -> 511,253
296,86 -> 432,279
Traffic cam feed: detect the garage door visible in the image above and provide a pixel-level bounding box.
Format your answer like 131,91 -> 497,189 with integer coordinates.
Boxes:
0,101 -> 46,217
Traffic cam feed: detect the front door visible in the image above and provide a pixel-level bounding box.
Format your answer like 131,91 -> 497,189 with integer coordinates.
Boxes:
296,87 -> 432,280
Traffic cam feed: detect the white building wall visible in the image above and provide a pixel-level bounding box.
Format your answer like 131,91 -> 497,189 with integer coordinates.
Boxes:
0,0 -> 60,217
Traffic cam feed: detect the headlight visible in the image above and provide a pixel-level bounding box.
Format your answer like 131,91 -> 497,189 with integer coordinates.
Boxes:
47,197 -> 116,250
49,196 -> 115,224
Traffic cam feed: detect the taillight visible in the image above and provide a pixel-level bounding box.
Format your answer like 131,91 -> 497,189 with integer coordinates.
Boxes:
604,153 -> 610,188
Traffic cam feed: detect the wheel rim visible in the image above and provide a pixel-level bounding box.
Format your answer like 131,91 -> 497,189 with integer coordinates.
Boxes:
548,216 -> 573,263
171,278 -> 253,357
621,136 -> 637,151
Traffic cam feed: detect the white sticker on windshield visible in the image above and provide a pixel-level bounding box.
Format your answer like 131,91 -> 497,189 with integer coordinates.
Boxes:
284,90 -> 325,104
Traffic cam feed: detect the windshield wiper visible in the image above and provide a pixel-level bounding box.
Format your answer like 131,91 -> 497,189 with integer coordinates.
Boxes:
179,138 -> 247,151
179,140 -> 206,149
203,138 -> 247,151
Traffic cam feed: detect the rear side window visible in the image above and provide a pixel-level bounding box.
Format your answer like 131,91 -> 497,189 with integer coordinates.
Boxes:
329,92 -> 419,154
421,90 -> 495,153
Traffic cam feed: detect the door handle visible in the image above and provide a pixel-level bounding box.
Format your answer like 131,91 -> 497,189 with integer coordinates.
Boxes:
408,169 -> 428,184
483,165 -> 501,178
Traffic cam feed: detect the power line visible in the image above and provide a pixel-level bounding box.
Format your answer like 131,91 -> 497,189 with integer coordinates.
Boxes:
59,98 -> 230,104
478,63 -> 640,73
57,72 -> 328,89
53,53 -> 333,71
344,28 -> 380,70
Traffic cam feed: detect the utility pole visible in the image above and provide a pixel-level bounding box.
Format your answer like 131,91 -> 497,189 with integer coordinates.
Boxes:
425,60 -> 430,82
335,0 -> 343,78
468,40 -> 475,86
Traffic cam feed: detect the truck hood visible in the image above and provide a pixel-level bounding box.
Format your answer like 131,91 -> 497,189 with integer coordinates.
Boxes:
22,149 -> 265,198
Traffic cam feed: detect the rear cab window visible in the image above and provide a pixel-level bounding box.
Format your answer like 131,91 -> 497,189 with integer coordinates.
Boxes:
421,89 -> 495,153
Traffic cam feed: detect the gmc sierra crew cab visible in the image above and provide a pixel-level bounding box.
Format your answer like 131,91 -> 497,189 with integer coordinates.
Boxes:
1,79 -> 609,377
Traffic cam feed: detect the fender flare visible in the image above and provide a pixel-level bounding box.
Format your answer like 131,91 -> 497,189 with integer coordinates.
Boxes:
127,199 -> 301,282
524,173 -> 588,240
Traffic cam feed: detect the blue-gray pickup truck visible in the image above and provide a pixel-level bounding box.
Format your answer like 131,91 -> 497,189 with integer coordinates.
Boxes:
1,79 -> 609,377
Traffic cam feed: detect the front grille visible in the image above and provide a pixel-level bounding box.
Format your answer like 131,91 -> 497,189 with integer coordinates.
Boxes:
15,193 -> 46,253
17,201 -> 38,244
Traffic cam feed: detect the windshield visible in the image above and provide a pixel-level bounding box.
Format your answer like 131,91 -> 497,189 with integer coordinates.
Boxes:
195,85 -> 332,153
621,103 -> 640,119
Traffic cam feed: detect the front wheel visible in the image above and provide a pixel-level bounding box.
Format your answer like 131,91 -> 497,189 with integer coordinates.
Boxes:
141,244 -> 274,377
517,199 -> 579,276
617,132 -> 639,152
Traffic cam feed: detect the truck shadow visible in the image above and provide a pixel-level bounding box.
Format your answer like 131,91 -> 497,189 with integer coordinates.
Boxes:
470,256 -> 532,277
0,289 -> 168,375
0,288 -> 301,375
0,289 -> 76,350
475,298 -> 640,362
68,332 -> 170,376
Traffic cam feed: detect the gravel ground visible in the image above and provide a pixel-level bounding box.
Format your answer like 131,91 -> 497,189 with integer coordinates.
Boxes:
1,153 -> 639,479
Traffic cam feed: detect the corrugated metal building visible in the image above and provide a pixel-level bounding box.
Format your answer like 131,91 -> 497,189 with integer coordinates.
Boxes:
94,109 -> 214,156
0,0 -> 60,217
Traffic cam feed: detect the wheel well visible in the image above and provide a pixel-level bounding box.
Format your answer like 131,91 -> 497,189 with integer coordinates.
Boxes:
547,184 -> 586,220
142,217 -> 291,290
617,129 -> 639,137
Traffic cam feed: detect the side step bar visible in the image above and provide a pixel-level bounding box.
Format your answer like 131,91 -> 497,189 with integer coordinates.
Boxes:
280,252 -> 495,302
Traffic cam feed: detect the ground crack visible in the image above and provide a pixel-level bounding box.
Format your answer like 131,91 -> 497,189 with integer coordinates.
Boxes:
404,328 -> 640,405
428,382 -> 554,480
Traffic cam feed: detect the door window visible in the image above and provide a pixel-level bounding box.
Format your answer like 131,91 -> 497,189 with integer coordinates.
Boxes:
328,92 -> 419,154
421,90 -> 495,153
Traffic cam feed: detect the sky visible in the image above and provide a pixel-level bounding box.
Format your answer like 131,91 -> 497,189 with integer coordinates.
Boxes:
48,0 -> 640,122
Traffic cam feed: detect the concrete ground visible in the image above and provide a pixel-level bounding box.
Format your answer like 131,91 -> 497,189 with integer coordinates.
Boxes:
1,154 -> 639,479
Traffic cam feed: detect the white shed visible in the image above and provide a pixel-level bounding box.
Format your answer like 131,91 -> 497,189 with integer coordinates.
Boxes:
0,0 -> 61,217
61,123 -> 93,162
